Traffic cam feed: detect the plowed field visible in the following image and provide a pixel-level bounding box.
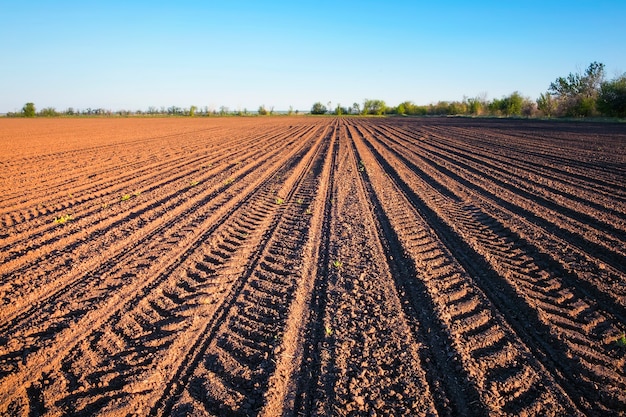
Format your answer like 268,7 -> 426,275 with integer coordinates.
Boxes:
1,116 -> 625,416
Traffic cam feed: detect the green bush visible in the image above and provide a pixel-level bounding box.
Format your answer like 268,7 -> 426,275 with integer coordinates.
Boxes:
22,102 -> 36,117
597,75 -> 626,117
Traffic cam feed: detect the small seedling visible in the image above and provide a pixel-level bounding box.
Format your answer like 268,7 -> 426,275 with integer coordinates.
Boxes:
358,160 -> 366,172
296,198 -> 304,205
276,197 -> 284,205
121,194 -> 132,201
305,208 -> 312,215
332,260 -> 343,269
325,325 -> 333,336
224,178 -> 234,185
53,214 -> 73,224
616,334 -> 626,348
133,191 -> 141,197
190,180 -> 199,187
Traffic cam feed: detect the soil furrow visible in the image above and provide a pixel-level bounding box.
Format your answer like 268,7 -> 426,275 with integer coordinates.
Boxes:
365,121 -> 626,311
1,116 -> 623,416
296,121 -> 439,416
370,122 -> 626,263
349,121 -> 581,416
151,121 -> 335,416
357,121 -> 626,415
0,122 -> 331,415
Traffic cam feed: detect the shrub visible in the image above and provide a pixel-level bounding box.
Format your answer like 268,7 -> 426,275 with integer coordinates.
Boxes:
22,102 -> 36,117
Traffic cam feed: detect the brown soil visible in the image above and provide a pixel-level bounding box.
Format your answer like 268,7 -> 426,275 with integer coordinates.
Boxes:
1,116 -> 625,416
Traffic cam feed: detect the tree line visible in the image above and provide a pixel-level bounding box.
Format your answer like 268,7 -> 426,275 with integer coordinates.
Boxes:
310,62 -> 625,118
6,62 -> 625,119
5,104 -> 303,118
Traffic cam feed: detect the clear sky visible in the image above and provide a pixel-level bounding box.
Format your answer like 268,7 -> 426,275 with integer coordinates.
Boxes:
1,1 -> 625,113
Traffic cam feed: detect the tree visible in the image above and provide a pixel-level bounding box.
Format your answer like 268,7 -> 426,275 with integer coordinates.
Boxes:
548,62 -> 605,117
334,104 -> 349,115
352,102 -> 360,115
22,102 -> 36,117
258,105 -> 268,115
536,93 -> 556,117
597,74 -> 626,117
189,105 -> 197,117
362,99 -> 386,115
466,97 -> 483,115
311,102 -> 327,114
487,92 -> 527,116
396,101 -> 412,115
39,107 -> 58,117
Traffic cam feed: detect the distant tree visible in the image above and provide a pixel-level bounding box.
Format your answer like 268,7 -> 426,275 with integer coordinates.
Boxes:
311,102 -> 327,114
168,106 -> 183,115
597,74 -> 626,117
189,105 -> 197,117
334,103 -> 349,115
448,100 -> 468,115
65,107 -> 75,116
504,91 -> 524,116
536,92 -> 557,117
39,107 -> 58,117
362,99 -> 386,115
466,97 -> 484,115
22,102 -> 36,117
352,102 -> 360,115
288,105 -> 293,116
548,61 -> 605,117
487,92 -> 526,116
258,105 -> 268,115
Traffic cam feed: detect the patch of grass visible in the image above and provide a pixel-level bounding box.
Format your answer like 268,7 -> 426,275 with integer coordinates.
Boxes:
53,214 -> 73,224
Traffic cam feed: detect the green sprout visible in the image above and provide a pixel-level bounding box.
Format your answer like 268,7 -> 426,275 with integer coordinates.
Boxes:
332,260 -> 343,269
190,180 -> 199,187
276,197 -> 285,205
53,214 -> 73,224
325,325 -> 333,336
616,334 -> 626,348
121,194 -> 131,201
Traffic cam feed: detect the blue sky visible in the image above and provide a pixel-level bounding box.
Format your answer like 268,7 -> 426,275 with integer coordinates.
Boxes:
1,1 -> 625,112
